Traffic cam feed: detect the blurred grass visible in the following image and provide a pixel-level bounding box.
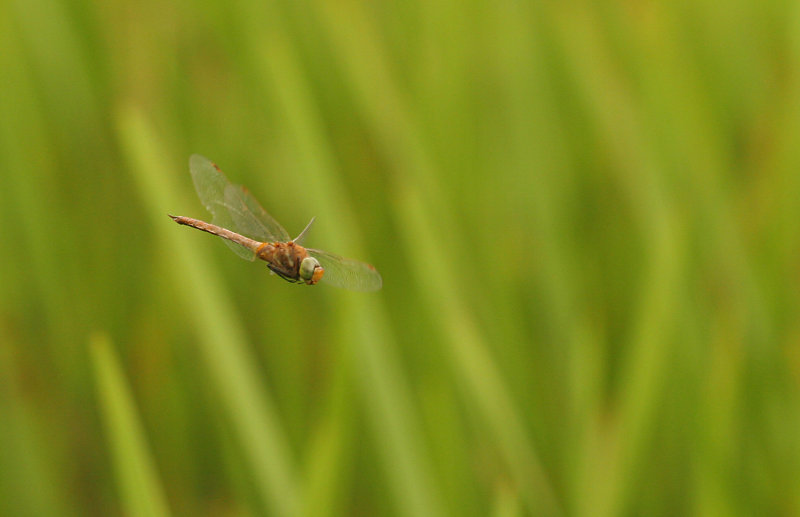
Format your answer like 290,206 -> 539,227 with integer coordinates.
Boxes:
117,109 -> 299,516
91,333 -> 171,517
1,0 -> 800,516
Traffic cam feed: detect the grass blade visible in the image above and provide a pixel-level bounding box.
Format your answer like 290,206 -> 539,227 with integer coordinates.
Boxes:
115,107 -> 299,517
90,333 -> 171,517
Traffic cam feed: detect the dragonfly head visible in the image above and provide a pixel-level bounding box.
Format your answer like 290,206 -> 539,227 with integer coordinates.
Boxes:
299,256 -> 324,285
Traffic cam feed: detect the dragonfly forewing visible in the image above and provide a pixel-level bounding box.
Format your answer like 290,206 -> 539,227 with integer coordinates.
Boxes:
293,217 -> 315,245
306,248 -> 383,292
189,154 -> 290,260
189,154 -> 227,214
189,155 -> 256,260
225,183 -> 290,243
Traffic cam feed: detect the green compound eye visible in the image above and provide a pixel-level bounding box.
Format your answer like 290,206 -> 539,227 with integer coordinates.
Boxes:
299,256 -> 323,285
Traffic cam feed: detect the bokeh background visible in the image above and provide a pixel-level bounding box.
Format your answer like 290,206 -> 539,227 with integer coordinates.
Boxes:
2,0 -> 800,515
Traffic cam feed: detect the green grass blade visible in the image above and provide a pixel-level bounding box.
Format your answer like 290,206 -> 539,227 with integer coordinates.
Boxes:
90,333 -> 171,517
311,0 -> 560,513
227,2 -> 448,515
115,107 -> 299,517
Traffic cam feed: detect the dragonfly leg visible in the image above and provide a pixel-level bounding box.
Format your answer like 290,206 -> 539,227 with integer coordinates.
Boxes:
268,264 -> 301,284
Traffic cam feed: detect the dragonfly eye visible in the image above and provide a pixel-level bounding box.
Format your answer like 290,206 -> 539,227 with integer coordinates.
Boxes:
299,257 -> 324,285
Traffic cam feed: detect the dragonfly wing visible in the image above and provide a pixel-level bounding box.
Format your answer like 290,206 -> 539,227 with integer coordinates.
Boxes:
293,217 -> 315,245
306,248 -> 382,292
225,183 -> 291,243
189,154 -> 257,260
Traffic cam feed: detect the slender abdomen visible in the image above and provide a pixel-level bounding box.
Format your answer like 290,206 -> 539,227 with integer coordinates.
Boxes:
169,215 -> 262,252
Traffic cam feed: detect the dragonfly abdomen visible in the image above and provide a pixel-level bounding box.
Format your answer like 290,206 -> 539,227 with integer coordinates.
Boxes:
169,215 -> 262,253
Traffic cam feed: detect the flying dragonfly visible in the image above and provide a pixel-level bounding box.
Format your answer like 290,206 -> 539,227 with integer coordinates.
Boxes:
169,154 -> 382,291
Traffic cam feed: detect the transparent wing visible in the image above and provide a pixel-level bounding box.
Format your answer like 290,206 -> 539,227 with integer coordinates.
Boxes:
189,154 -> 255,260
189,154 -> 290,260
293,217 -> 315,245
306,248 -> 382,292
224,184 -> 291,243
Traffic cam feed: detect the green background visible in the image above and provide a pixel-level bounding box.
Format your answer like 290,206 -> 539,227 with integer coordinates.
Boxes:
2,0 -> 800,515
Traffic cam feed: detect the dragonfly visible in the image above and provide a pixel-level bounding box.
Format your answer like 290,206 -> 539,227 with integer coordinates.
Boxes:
169,154 -> 382,291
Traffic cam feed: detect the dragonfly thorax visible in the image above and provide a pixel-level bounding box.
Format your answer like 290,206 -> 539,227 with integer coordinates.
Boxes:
257,241 -> 324,285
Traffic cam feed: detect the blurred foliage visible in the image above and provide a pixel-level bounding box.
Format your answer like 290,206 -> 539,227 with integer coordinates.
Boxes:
1,0 -> 800,515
